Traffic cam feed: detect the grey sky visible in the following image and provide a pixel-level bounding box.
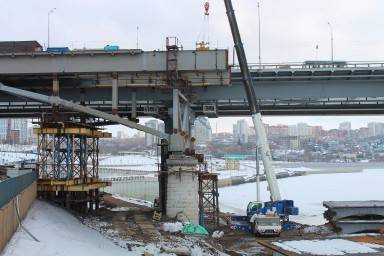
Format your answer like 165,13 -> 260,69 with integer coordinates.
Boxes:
2,0 -> 384,135
3,0 -> 384,62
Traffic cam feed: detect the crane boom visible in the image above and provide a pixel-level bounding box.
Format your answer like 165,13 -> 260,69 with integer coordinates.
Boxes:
223,0 -> 281,201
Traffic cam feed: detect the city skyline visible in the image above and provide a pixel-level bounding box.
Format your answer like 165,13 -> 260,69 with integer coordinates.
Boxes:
209,116 -> 384,134
109,116 -> 384,138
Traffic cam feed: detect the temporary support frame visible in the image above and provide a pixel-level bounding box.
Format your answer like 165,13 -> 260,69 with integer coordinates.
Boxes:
198,173 -> 220,232
35,123 -> 111,213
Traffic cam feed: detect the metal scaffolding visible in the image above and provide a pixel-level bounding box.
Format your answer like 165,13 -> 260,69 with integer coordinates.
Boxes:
198,173 -> 220,232
34,115 -> 111,213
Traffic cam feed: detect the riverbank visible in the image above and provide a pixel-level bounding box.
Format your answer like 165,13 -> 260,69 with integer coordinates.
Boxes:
217,162 -> 376,188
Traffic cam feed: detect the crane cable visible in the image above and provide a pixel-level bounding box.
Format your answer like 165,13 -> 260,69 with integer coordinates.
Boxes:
196,1 -> 210,50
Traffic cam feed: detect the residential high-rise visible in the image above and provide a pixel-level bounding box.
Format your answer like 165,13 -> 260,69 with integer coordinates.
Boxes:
191,116 -> 212,144
339,121 -> 352,136
339,121 -> 351,131
0,119 -> 7,142
0,118 -> 28,144
233,119 -> 249,144
368,122 -> 384,137
288,123 -> 312,136
145,120 -> 159,147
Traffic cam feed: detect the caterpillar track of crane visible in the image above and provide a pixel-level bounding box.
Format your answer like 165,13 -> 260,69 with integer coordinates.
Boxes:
223,0 -> 299,234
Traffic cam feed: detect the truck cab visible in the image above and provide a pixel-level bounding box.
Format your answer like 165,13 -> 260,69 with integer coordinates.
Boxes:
251,214 -> 282,237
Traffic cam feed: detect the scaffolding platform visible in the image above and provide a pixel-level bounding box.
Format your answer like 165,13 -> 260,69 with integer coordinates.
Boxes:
34,115 -> 112,213
199,172 -> 220,232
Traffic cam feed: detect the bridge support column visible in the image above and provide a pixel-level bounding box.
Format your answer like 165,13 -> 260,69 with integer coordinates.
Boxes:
173,89 -> 180,133
131,89 -> 137,122
52,74 -> 59,112
112,73 -> 118,115
166,156 -> 199,224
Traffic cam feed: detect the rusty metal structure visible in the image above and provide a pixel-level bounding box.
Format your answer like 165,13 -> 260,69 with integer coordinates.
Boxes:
198,172 -> 220,232
35,113 -> 111,213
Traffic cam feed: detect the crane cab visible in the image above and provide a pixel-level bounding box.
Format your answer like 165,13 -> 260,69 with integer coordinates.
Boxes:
247,201 -> 263,215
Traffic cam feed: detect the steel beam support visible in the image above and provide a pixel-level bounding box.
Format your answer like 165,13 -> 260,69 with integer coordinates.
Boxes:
182,103 -> 189,133
111,73 -> 118,115
131,89 -> 137,119
0,83 -> 168,138
173,89 -> 179,133
52,74 -> 59,112
52,74 -> 59,96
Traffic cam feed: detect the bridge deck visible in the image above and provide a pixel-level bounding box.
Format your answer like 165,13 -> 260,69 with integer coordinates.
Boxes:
1,50 -> 384,118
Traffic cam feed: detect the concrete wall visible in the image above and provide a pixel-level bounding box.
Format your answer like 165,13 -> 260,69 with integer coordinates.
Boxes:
166,157 -> 199,224
0,181 -> 36,253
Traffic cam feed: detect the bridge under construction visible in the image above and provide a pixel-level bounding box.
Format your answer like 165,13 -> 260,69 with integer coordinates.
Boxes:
1,35 -> 384,217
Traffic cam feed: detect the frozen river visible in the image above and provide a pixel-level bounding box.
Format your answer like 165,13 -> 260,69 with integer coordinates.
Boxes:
218,168 -> 384,225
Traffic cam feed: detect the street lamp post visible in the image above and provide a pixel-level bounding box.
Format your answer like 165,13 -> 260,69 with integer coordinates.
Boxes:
257,3 -> 261,68
48,8 -> 56,48
136,26 -> 139,49
327,22 -> 334,63
255,146 -> 260,201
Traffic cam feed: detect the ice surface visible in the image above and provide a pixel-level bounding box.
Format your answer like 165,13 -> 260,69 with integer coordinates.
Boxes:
219,168 -> 384,225
273,239 -> 384,255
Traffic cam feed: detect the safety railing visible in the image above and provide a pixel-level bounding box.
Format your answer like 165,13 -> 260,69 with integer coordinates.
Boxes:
0,171 -> 36,209
231,61 -> 384,71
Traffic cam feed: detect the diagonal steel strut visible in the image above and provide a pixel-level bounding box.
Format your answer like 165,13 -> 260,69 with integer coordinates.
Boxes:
0,83 -> 168,139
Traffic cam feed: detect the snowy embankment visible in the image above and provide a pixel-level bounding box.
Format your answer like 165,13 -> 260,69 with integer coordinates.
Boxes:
1,201 -> 133,256
1,200 -> 221,256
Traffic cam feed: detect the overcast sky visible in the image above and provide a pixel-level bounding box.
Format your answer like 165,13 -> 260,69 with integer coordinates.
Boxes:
3,0 -> 384,135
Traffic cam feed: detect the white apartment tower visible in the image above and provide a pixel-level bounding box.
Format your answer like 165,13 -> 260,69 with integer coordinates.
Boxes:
368,122 -> 384,137
191,116 -> 212,144
339,121 -> 351,131
234,119 -> 249,144
145,120 -> 159,147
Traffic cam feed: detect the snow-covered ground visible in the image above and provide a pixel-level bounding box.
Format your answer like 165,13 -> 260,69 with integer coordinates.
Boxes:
1,200 -> 137,256
1,200 -> 218,256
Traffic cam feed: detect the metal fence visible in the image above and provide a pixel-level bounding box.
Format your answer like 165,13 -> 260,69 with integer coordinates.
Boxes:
0,171 -> 36,209
102,177 -> 158,202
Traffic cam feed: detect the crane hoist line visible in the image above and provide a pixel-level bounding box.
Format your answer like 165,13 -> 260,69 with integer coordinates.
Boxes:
196,1 -> 210,50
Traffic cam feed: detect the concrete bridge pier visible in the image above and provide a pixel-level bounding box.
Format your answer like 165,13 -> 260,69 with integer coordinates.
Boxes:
166,156 -> 199,224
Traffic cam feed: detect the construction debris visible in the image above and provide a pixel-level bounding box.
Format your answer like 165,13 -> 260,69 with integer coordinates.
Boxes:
323,200 -> 384,234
